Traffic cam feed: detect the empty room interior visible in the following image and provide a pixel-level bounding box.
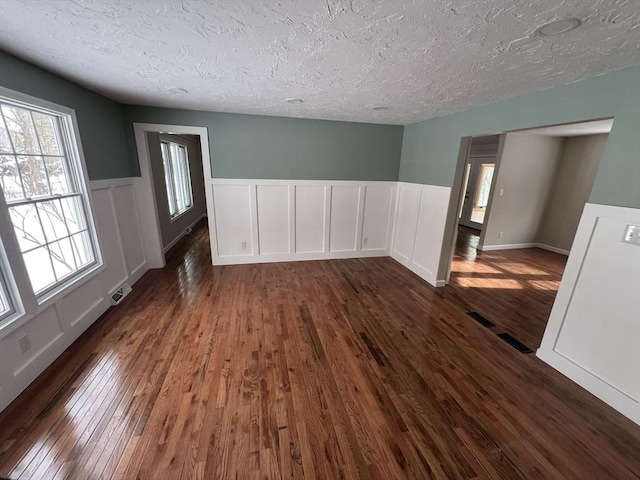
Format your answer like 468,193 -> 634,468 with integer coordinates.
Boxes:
0,1 -> 638,479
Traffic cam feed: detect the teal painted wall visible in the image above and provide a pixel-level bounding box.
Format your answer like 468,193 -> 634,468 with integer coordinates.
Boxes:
0,51 -> 131,180
123,106 -> 403,181
400,66 -> 640,208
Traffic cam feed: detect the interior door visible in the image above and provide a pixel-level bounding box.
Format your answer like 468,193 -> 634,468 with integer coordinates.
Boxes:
459,156 -> 495,230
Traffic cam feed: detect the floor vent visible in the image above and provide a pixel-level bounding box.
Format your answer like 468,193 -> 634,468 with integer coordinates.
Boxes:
467,311 -> 495,328
110,283 -> 132,306
497,333 -> 534,354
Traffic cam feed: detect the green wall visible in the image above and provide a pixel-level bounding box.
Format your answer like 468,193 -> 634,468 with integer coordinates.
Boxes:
123,106 -> 403,181
0,51 -> 131,180
400,66 -> 640,208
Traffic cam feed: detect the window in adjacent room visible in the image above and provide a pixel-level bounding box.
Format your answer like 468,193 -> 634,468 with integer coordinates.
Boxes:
0,90 -> 101,303
160,139 -> 193,219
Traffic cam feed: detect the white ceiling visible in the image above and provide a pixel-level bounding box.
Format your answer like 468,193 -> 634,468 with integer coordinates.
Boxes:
0,0 -> 639,125
518,118 -> 614,136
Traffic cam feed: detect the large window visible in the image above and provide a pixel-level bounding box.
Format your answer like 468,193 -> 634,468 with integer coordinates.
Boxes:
160,140 -> 193,219
0,91 -> 99,302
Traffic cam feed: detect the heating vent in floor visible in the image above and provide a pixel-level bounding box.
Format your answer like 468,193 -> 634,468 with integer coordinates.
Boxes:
467,311 -> 495,328
497,333 -> 534,354
110,283 -> 132,306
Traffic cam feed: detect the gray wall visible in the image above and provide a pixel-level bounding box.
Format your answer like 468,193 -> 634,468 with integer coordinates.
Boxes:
0,51 -> 131,180
124,106 -> 404,181
480,133 -> 564,248
537,134 -> 608,252
147,133 -> 206,249
400,66 -> 640,209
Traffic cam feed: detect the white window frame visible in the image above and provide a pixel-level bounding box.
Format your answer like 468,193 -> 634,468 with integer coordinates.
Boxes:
0,87 -> 103,327
0,266 -> 15,321
160,138 -> 194,221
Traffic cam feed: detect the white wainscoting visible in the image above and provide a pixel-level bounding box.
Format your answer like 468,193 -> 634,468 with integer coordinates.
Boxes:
390,182 -> 452,287
537,203 -> 640,425
209,179 -> 396,265
0,177 -> 148,412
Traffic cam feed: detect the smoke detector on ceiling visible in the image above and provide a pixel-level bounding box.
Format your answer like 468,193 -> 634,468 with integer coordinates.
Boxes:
536,18 -> 581,37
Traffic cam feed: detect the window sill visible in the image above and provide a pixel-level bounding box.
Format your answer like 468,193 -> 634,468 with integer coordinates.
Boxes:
169,206 -> 194,223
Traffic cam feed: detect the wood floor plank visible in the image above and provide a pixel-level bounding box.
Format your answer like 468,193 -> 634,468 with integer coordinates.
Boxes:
1,220 -> 638,480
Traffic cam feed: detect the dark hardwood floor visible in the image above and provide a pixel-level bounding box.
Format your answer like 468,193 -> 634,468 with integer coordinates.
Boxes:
442,226 -> 568,349
1,221 -> 638,479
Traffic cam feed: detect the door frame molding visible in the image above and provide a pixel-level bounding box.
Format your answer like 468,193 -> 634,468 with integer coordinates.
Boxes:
132,123 -> 216,268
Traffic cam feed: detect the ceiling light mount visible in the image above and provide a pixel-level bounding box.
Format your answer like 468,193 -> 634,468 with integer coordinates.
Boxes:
535,18 -> 581,37
287,98 -> 304,104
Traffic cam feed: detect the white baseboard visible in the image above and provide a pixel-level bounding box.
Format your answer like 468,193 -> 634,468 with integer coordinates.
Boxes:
478,242 -> 569,255
215,248 -> 388,265
536,243 -> 570,255
390,250 -> 438,287
163,213 -> 207,253
477,242 -> 537,251
537,347 -> 639,424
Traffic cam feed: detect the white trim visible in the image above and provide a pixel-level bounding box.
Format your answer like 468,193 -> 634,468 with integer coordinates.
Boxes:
477,243 -> 537,251
210,179 -> 396,265
537,203 -> 640,425
389,182 -> 451,287
536,243 -> 570,256
163,213 -> 207,253
215,248 -> 388,265
211,178 -> 397,187
477,242 -> 570,255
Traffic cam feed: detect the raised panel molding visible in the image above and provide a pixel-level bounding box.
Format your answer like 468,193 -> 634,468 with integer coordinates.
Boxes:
390,182 -> 452,287
257,185 -> 290,255
329,186 -> 360,252
212,184 -> 254,257
362,185 -> 394,251
295,185 -> 326,254
538,203 -> 640,425
211,179 -> 395,265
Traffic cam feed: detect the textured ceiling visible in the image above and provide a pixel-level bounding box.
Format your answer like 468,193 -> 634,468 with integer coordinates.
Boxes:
0,0 -> 639,125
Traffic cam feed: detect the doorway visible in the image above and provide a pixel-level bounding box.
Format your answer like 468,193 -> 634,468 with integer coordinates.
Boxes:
132,123 -> 215,269
458,156 -> 496,229
439,118 -> 613,350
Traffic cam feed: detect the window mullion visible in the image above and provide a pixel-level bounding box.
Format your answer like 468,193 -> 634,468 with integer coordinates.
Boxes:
0,109 -> 27,198
32,201 -> 59,284
29,110 -> 54,195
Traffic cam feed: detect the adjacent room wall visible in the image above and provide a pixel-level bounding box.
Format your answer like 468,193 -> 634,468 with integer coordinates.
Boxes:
400,66 -> 640,209
147,133 -> 207,250
124,106 -> 404,181
536,134 -> 608,252
0,51 -> 132,180
480,133 -> 564,249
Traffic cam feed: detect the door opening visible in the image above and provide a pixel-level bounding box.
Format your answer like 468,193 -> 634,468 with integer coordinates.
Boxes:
458,156 -> 496,229
438,118 -> 613,350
